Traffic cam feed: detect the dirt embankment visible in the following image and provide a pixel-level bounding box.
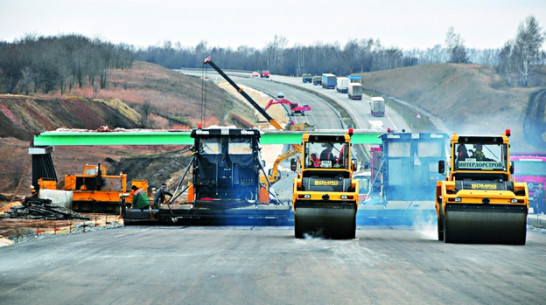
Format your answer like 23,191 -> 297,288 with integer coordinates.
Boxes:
361,63 -> 546,151
0,61 -> 260,195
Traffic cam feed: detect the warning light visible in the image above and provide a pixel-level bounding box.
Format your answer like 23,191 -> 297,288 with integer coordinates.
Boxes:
348,128 -> 354,136
505,129 -> 511,137
198,123 -> 202,129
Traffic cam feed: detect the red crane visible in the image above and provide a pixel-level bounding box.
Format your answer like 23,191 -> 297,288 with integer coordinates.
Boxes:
265,98 -> 311,116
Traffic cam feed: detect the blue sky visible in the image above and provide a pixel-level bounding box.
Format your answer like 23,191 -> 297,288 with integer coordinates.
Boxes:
1,0 -> 544,50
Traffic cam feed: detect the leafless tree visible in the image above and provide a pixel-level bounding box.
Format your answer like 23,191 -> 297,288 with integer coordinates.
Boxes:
497,16 -> 544,87
514,16 -> 544,87
445,27 -> 469,63
497,41 -> 516,86
19,67 -> 34,95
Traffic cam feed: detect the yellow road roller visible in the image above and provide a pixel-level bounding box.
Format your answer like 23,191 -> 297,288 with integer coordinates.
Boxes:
436,129 -> 529,244
291,129 -> 359,239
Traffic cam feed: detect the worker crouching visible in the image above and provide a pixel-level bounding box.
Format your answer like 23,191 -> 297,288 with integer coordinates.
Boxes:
130,185 -> 152,210
154,183 -> 173,209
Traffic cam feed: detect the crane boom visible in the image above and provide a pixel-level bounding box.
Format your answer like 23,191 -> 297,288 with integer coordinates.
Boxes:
203,56 -> 283,130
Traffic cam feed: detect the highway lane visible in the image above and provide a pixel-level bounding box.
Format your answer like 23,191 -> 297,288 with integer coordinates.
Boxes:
178,69 -> 409,132
272,75 -> 410,131
0,226 -> 545,305
178,69 -> 342,129
231,76 -> 343,129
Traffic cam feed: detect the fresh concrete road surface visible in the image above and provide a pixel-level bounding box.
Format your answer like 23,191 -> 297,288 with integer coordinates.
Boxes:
1,225 -> 545,305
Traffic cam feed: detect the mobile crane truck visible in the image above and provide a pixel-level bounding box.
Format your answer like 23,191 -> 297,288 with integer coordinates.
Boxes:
291,129 -> 359,238
203,56 -> 303,186
436,129 -> 529,244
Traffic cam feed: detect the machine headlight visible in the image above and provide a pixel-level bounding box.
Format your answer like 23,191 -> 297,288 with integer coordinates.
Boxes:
510,198 -> 518,204
454,197 -> 462,202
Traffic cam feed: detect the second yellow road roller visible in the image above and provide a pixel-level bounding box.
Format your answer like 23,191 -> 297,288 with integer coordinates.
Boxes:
436,129 -> 529,244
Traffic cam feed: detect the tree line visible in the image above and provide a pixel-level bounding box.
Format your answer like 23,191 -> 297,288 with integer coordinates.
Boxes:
136,38 -> 506,73
135,16 -> 544,88
0,16 -> 543,95
0,35 -> 134,94
135,36 -> 420,76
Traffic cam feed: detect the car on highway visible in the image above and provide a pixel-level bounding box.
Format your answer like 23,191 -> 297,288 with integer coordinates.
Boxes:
261,70 -> 270,78
251,71 -> 259,78
277,92 -> 285,98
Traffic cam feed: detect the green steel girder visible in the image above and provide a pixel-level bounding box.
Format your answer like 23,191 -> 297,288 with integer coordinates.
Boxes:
33,130 -> 383,146
33,131 -> 194,146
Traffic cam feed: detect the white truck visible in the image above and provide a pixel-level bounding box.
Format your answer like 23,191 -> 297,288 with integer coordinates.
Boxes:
348,83 -> 363,100
368,120 -> 384,130
370,97 -> 385,117
336,77 -> 350,93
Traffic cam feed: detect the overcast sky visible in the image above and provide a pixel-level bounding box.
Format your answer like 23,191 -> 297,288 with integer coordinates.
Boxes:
1,0 -> 545,50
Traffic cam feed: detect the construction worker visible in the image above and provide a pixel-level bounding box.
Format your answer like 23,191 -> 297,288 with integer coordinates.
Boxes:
457,144 -> 469,161
153,183 -> 173,209
320,143 -> 337,164
473,144 -> 486,161
130,185 -> 151,210
309,153 -> 320,167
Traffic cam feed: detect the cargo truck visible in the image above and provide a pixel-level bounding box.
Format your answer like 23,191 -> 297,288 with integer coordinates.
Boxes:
321,73 -> 337,89
336,77 -> 350,93
367,120 -> 384,131
347,75 -> 362,83
370,97 -> 385,116
348,83 -> 363,100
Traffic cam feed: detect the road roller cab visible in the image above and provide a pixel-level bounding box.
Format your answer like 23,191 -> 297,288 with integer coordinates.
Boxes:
435,130 -> 529,244
291,130 -> 359,238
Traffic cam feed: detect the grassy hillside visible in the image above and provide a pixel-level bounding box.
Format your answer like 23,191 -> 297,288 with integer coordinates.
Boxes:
361,63 -> 545,151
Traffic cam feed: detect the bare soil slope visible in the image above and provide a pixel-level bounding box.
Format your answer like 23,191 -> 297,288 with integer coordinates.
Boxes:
0,61 -> 259,195
362,63 -> 545,151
